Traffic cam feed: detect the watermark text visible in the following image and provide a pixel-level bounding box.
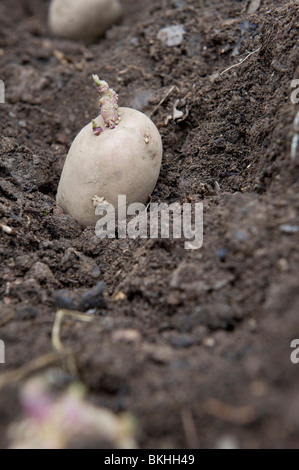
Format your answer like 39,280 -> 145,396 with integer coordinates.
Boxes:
291,79 -> 299,104
95,195 -> 203,250
290,339 -> 299,364
0,79 -> 5,104
0,340 -> 5,364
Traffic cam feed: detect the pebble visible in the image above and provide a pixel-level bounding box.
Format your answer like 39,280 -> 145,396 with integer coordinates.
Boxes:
90,266 -> 101,279
217,247 -> 229,262
130,37 -> 138,46
204,337 -> 215,348
86,309 -> 97,316
248,318 -> 257,331
277,258 -> 289,272
112,329 -> 141,343
235,230 -> 249,241
157,25 -> 185,47
171,335 -> 194,348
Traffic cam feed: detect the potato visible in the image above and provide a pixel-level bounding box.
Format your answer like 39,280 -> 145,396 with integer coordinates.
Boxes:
56,106 -> 163,228
48,0 -> 123,43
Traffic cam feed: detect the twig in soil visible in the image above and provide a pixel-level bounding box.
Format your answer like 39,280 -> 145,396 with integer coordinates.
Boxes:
53,49 -> 73,66
202,398 -> 256,424
119,62 -> 152,80
0,352 -> 67,391
181,408 -> 199,449
52,309 -> 93,375
22,103 -> 59,119
149,85 -> 179,118
220,47 -> 261,76
52,309 -> 93,352
0,222 -> 14,235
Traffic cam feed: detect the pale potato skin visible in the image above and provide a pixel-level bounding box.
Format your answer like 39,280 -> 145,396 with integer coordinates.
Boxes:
56,107 -> 163,228
48,0 -> 123,43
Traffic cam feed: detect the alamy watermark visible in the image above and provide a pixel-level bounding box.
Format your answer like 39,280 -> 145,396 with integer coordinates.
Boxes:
291,79 -> 299,104
290,339 -> 299,364
0,340 -> 5,364
0,79 -> 5,104
94,195 -> 203,250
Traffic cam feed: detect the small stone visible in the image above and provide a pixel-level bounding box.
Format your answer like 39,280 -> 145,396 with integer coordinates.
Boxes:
157,25 -> 185,47
130,37 -> 138,46
277,258 -> 289,272
78,282 -> 106,312
217,248 -> 228,262
166,290 -> 182,306
171,335 -> 194,348
204,337 -> 215,348
235,230 -> 249,241
115,291 -> 126,301
112,329 -> 141,343
86,309 -> 97,316
91,266 -> 101,279
248,318 -> 257,331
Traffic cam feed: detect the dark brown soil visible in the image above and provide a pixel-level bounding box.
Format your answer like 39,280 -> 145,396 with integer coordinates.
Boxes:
0,0 -> 299,449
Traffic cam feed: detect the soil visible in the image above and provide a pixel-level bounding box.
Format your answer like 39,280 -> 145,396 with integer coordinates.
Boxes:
0,0 -> 299,449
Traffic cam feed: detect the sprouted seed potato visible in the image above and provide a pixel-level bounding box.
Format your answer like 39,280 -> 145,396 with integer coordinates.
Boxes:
56,76 -> 163,228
